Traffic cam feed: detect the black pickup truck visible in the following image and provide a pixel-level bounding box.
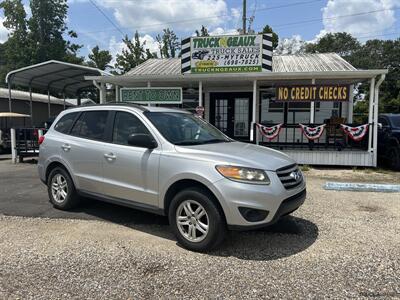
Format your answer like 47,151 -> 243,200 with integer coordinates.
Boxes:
378,114 -> 400,170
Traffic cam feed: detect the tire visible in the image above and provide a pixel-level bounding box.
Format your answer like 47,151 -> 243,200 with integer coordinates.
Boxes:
388,146 -> 400,171
47,167 -> 80,210
168,187 -> 226,252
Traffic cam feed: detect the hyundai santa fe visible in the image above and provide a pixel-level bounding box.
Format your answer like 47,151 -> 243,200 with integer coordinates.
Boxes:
38,103 -> 306,251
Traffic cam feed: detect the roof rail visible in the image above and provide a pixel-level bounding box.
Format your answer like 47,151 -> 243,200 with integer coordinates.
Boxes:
82,102 -> 149,112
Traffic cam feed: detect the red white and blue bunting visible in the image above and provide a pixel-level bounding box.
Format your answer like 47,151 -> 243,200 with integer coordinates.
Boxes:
340,124 -> 369,141
256,123 -> 283,141
299,123 -> 326,140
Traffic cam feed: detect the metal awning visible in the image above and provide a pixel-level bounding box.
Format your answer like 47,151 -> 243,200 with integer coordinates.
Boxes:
6,60 -> 109,95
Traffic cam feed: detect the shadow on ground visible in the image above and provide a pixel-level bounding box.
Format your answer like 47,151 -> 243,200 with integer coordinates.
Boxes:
74,198 -> 318,261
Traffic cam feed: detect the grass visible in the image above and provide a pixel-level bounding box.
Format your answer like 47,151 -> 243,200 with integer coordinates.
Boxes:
300,164 -> 311,172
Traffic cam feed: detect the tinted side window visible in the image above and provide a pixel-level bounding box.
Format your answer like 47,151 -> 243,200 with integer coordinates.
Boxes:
54,112 -> 78,134
112,112 -> 150,145
70,111 -> 108,141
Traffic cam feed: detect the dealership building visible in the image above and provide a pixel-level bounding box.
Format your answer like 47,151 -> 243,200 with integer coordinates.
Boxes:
87,34 -> 387,167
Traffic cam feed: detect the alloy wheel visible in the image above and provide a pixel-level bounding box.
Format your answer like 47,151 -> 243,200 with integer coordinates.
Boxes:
176,200 -> 209,242
51,174 -> 68,203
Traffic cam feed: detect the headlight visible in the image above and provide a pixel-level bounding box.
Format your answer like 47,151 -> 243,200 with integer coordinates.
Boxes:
215,165 -> 270,185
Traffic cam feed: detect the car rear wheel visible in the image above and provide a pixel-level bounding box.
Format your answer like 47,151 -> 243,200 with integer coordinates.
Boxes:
169,187 -> 226,252
47,167 -> 80,210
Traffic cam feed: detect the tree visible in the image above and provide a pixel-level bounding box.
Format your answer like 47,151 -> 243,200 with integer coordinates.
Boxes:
195,25 -> 209,37
88,45 -> 112,70
156,28 -> 180,58
305,32 -> 361,59
28,0 -> 82,63
115,31 -> 148,73
0,0 -> 30,85
259,25 -> 278,49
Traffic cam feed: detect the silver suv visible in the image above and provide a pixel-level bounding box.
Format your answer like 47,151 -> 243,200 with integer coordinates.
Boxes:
38,104 -> 306,251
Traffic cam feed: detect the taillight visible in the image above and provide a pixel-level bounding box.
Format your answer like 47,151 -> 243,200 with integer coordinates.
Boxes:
38,136 -> 45,145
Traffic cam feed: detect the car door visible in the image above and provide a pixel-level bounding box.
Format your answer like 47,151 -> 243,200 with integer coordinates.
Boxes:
101,110 -> 160,207
378,116 -> 390,155
60,110 -> 108,194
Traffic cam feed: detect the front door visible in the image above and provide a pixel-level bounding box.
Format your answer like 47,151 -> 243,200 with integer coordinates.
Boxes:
209,92 -> 252,141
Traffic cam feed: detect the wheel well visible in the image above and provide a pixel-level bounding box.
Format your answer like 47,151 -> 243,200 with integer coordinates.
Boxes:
45,162 -> 68,183
163,179 -> 226,221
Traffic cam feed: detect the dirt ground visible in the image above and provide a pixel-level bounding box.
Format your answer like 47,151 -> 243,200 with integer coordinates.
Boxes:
0,161 -> 399,299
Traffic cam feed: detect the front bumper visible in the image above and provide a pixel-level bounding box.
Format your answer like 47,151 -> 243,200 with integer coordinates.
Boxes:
228,189 -> 306,230
209,170 -> 306,228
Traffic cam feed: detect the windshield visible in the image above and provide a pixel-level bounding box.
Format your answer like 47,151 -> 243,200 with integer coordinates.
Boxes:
391,116 -> 400,127
145,112 -> 231,145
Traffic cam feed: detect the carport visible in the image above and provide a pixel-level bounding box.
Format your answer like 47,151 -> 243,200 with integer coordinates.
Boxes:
5,60 -> 109,120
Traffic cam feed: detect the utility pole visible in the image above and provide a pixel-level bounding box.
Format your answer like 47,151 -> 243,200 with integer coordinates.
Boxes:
242,0 -> 246,34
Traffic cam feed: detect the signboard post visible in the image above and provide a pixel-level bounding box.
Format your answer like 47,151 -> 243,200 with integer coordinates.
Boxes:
120,87 -> 182,104
181,34 -> 273,74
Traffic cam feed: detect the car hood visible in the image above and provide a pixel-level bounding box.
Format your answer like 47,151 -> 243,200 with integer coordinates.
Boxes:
174,141 -> 296,171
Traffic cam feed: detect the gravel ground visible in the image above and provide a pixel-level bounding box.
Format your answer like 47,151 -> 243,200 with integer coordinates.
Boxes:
0,165 -> 399,299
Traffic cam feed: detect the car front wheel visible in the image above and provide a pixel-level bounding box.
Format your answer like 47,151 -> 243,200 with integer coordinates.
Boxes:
169,187 -> 226,252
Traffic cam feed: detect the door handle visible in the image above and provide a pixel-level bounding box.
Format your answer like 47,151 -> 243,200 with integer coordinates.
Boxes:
61,144 -> 71,151
104,153 -> 117,161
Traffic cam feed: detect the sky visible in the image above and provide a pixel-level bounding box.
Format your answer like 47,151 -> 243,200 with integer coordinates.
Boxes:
1,0 -> 400,61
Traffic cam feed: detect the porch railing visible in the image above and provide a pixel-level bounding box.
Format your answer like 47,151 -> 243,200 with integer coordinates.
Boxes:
255,123 -> 370,151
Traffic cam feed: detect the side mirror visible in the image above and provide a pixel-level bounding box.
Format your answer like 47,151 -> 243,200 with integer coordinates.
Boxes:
378,123 -> 383,130
127,133 -> 157,149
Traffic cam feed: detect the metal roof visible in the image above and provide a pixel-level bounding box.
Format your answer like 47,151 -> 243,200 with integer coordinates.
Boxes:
124,53 -> 357,76
5,60 -> 110,96
0,88 -> 73,106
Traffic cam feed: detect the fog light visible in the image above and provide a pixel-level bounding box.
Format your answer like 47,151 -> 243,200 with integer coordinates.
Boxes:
238,207 -> 269,222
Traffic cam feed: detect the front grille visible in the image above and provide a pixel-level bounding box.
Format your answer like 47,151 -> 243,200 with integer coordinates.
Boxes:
276,164 -> 303,189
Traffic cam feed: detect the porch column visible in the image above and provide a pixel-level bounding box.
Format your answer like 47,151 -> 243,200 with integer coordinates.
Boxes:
250,80 -> 257,142
47,90 -> 51,118
368,78 -> 375,152
310,79 -> 315,123
373,74 -> 385,166
348,84 -> 354,123
198,81 -> 203,106
29,86 -> 33,127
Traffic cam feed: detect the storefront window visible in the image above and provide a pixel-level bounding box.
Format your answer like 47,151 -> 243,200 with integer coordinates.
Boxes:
287,102 -> 311,124
314,102 -> 341,123
260,89 -> 284,124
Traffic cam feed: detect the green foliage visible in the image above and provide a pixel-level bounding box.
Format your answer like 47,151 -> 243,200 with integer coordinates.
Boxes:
0,0 -> 83,86
259,25 -> 279,49
305,32 -> 361,59
195,25 -> 209,37
88,45 -> 112,70
115,31 -> 155,74
0,0 -> 29,86
156,28 -> 180,58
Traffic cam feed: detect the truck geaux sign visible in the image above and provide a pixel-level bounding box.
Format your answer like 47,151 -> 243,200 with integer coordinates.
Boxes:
276,85 -> 350,102
190,34 -> 262,73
